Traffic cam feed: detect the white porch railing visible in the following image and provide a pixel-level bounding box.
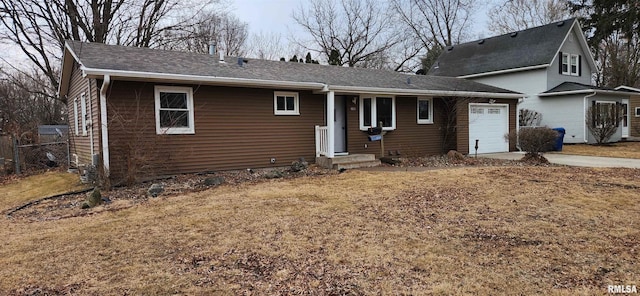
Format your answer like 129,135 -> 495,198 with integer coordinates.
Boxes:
315,125 -> 329,157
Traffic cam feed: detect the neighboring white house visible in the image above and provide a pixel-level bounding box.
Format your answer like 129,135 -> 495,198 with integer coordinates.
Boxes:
429,18 -> 637,144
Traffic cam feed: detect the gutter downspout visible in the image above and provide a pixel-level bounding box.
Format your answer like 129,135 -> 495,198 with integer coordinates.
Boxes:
100,75 -> 111,177
584,92 -> 597,143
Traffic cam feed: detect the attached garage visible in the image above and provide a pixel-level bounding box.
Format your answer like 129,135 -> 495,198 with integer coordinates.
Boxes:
468,103 -> 509,154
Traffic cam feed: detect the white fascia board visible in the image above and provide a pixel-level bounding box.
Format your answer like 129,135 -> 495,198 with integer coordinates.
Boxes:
81,67 -> 328,90
615,85 -> 640,93
457,64 -> 549,79
329,85 -> 523,99
539,89 -> 638,97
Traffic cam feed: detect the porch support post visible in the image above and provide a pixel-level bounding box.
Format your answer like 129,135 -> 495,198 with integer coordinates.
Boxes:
326,91 -> 335,158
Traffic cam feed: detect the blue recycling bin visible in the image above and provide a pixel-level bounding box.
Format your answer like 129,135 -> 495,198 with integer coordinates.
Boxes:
552,127 -> 565,151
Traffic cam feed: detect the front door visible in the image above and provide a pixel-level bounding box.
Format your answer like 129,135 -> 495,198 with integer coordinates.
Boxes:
334,96 -> 347,154
622,99 -> 629,138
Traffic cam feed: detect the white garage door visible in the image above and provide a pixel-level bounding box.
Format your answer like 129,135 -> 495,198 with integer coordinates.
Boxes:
468,104 -> 509,154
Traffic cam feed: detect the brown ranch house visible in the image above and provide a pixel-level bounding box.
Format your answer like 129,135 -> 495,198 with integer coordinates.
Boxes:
59,41 -> 522,184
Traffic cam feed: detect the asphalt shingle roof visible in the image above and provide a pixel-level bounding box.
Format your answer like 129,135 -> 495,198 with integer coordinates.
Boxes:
542,82 -> 617,94
66,41 -> 518,95
428,18 -> 576,77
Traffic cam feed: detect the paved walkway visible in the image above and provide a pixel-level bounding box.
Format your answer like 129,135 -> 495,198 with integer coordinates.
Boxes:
480,152 -> 640,168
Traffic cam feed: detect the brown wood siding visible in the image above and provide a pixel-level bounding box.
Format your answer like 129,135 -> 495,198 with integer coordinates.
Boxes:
66,62 -> 97,167
456,98 -> 517,154
346,96 -> 446,157
106,81 -> 325,183
630,95 -> 640,137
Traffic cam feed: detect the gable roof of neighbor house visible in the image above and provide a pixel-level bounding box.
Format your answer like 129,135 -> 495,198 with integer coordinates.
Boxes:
539,82 -> 640,97
58,40 -> 522,99
428,18 -> 596,78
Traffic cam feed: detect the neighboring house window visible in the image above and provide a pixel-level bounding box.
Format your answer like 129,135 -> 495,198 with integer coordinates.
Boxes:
561,52 -> 580,76
80,93 -> 87,136
417,97 -> 433,124
359,96 -> 396,130
154,86 -> 195,134
636,107 -> 640,117
593,101 -> 617,128
73,98 -> 79,136
274,92 -> 299,115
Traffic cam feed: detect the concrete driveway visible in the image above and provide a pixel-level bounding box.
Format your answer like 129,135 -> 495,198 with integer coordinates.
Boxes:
480,152 -> 640,168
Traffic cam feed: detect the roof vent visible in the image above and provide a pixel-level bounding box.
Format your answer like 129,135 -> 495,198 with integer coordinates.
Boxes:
510,32 -> 518,37
557,20 -> 565,27
407,77 -> 411,85
478,39 -> 485,45
238,57 -> 243,67
434,62 -> 439,69
446,46 -> 454,51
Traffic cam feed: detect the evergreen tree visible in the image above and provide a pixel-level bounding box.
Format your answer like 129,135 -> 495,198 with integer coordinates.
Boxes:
328,49 -> 341,66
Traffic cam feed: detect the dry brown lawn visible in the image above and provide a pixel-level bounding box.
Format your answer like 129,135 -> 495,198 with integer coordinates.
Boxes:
562,142 -> 640,159
0,171 -> 87,210
1,167 -> 638,295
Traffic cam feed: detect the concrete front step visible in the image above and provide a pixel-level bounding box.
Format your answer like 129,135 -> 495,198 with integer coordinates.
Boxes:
316,154 -> 380,169
333,160 -> 381,170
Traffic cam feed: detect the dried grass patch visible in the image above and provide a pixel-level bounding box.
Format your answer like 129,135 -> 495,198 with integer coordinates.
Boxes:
562,142 -> 640,159
0,170 -> 87,210
0,167 -> 638,295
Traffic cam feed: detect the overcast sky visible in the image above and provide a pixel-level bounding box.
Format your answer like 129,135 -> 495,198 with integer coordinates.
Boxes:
231,0 -> 495,41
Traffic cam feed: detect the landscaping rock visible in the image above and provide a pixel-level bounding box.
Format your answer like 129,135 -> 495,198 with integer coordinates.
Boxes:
147,183 -> 164,197
204,176 -> 225,186
380,157 -> 401,165
290,158 -> 309,172
83,188 -> 102,208
447,150 -> 465,161
264,170 -> 284,179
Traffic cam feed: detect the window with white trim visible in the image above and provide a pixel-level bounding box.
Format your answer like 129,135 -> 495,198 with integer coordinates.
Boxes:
561,53 -> 580,76
154,86 -> 195,134
636,107 -> 640,117
73,98 -> 79,136
274,92 -> 299,115
80,93 -> 87,136
594,101 -> 617,128
359,96 -> 396,130
417,97 -> 433,124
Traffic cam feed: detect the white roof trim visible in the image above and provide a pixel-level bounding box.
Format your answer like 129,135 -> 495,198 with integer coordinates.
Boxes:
539,89 -> 638,97
329,85 -> 523,99
458,64 -> 549,79
81,67 -> 328,90
615,85 -> 640,93
79,66 -> 522,99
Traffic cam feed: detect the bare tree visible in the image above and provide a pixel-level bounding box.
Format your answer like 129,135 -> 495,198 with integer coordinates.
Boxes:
488,0 -> 576,34
586,104 -> 623,144
594,34 -> 640,88
246,32 -> 287,60
292,0 -> 399,67
392,0 -> 476,49
162,10 -> 248,56
0,0 -> 213,101
0,70 -> 65,136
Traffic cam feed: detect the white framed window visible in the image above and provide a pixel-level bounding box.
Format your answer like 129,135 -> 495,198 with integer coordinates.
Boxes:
636,107 -> 640,117
154,86 -> 195,135
417,97 -> 433,124
73,98 -> 79,136
274,92 -> 299,115
561,53 -> 580,76
594,101 -> 616,128
80,93 -> 87,136
359,96 -> 396,130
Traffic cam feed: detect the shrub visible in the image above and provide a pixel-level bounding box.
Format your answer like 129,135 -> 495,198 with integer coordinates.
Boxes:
586,104 -> 622,145
506,127 -> 558,156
